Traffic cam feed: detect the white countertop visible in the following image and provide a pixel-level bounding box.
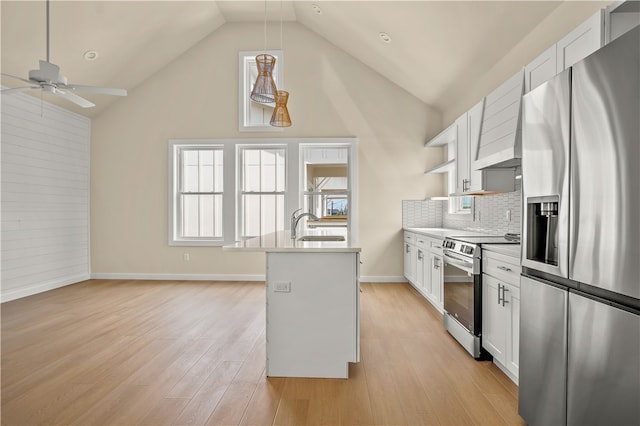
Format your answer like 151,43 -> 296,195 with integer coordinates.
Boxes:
223,229 -> 360,253
482,243 -> 522,259
404,227 -> 491,240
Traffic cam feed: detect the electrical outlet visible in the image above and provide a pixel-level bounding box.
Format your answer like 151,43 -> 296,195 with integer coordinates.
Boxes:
273,281 -> 291,293
183,253 -> 190,262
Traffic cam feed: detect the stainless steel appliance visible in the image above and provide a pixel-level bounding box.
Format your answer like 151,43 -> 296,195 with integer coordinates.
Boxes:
520,26 -> 640,426
442,235 -> 519,359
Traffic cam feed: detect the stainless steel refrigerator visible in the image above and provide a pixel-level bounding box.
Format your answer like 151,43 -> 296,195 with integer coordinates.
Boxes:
519,25 -> 640,426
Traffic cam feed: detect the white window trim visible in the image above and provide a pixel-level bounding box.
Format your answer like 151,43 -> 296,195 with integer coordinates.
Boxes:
238,50 -> 284,133
168,138 -> 358,246
298,141 -> 359,242
168,139 -> 236,246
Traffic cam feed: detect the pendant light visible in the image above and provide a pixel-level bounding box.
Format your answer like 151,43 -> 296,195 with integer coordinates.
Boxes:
250,0 -> 277,104
270,0 -> 292,127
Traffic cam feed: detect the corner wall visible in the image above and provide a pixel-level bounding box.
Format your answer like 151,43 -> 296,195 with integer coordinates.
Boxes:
1,93 -> 91,302
90,22 -> 442,280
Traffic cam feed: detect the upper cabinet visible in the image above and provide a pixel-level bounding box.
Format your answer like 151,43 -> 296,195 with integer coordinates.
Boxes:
525,45 -> 557,93
473,69 -> 525,170
556,10 -> 605,73
606,1 -> 640,44
454,100 -> 515,195
454,111 -> 469,194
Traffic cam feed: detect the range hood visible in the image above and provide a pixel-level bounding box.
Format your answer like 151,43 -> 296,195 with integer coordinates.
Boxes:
473,69 -> 525,170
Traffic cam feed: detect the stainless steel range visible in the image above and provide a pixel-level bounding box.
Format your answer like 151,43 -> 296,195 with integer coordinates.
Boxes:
442,235 -> 519,359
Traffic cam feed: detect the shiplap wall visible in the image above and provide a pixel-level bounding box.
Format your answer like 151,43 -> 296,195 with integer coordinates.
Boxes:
1,92 -> 91,302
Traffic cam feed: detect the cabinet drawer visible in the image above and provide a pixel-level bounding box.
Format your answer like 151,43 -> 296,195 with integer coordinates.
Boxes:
416,236 -> 429,250
430,239 -> 444,255
483,251 -> 522,286
404,231 -> 416,245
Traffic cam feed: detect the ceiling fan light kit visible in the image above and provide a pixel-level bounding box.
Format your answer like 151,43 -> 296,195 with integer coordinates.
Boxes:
0,0 -> 126,108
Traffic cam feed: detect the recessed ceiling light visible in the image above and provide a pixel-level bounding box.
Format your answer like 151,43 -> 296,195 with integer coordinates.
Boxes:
378,32 -> 391,43
83,50 -> 99,61
311,4 -> 322,15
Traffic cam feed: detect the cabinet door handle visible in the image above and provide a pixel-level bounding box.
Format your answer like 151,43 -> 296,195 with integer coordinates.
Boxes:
406,244 -> 410,253
418,250 -> 423,260
502,287 -> 509,307
497,283 -> 503,305
497,266 -> 512,272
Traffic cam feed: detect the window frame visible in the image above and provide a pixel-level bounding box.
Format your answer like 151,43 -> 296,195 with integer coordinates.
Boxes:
237,145 -> 288,239
168,138 -> 358,247
177,146 -> 224,241
168,140 -> 235,247
238,50 -> 284,133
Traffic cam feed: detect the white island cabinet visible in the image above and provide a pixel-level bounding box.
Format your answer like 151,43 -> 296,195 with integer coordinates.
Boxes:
224,230 -> 361,379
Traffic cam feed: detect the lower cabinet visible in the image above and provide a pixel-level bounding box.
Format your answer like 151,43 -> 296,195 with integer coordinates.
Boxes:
403,231 -> 444,313
266,251 -> 360,378
426,252 -> 443,312
403,232 -> 417,283
482,250 -> 521,383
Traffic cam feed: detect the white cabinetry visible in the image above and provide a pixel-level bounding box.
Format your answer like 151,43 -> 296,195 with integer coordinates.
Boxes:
605,1 -> 640,44
403,231 -> 445,313
526,9 -> 605,93
482,249 -> 522,383
403,232 -> 417,284
556,10 -> 604,73
427,250 -> 444,312
525,45 -> 557,92
454,113 -> 469,194
266,251 -> 360,378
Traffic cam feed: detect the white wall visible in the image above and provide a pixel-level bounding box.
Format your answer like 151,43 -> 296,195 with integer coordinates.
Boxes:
90,22 -> 442,281
1,92 -> 91,302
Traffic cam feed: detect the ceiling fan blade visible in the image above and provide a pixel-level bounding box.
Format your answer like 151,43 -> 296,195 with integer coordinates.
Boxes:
65,85 -> 127,97
1,73 -> 36,85
55,89 -> 95,108
1,86 -> 40,94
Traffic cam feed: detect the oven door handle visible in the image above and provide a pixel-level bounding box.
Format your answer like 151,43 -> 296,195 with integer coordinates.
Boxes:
443,252 -> 474,274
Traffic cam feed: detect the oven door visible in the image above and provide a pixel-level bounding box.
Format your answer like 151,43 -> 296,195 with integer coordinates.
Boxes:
443,252 -> 481,335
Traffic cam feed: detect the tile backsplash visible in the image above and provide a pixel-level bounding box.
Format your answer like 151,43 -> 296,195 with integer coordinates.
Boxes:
403,181 -> 521,235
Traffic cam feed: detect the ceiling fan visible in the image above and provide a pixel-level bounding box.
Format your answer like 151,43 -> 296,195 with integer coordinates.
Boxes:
0,0 -> 127,108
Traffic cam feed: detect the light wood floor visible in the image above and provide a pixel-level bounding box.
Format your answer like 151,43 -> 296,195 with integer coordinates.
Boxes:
1,280 -> 524,425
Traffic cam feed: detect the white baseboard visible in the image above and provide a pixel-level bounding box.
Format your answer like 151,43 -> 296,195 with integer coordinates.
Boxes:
360,276 -> 407,283
1,273 -> 410,303
90,273 -> 266,282
91,273 -> 408,283
1,273 -> 90,303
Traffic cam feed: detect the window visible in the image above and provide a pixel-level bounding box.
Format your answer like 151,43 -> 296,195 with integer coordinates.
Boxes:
169,138 -> 358,246
301,146 -> 352,232
239,147 -> 286,238
169,143 -> 224,245
238,50 -> 283,132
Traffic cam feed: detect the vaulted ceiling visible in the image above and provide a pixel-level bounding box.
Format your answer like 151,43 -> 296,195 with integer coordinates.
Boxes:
1,1 -> 601,117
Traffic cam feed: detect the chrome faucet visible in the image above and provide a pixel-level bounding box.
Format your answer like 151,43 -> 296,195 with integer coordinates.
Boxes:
290,208 -> 319,239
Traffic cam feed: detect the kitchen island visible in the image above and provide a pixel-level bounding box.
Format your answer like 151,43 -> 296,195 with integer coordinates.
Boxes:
224,230 -> 361,379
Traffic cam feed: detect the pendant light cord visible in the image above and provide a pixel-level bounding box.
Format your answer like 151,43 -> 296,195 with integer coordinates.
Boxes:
279,0 -> 283,52
263,0 -> 267,51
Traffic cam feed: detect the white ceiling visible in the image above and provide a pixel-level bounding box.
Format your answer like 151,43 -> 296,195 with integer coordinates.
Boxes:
1,1 -> 586,117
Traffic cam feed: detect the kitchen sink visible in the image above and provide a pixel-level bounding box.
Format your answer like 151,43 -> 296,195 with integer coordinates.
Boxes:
297,235 -> 345,242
